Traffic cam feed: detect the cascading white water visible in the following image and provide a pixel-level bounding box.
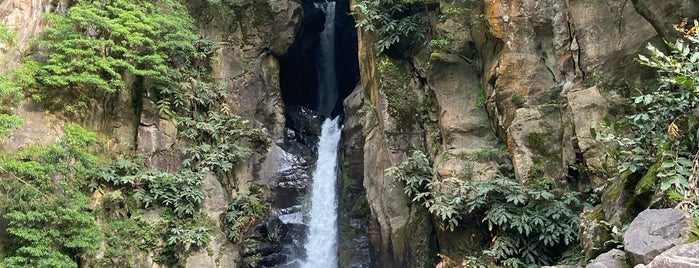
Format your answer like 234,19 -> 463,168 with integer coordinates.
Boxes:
314,1 -> 338,117
302,117 -> 342,268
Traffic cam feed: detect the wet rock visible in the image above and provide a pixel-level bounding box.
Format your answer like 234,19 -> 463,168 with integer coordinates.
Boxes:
623,209 -> 693,265
646,241 -> 699,268
586,249 -> 626,268
285,105 -> 324,144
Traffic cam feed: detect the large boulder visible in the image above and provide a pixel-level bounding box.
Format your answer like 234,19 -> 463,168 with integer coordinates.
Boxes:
646,241 -> 699,268
623,209 -> 693,265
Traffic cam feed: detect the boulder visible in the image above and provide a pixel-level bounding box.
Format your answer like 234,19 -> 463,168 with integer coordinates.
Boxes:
623,209 -> 693,265
646,241 -> 699,268
586,249 -> 626,268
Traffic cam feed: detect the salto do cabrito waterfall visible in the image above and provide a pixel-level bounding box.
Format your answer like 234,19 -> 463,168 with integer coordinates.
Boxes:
303,1 -> 340,268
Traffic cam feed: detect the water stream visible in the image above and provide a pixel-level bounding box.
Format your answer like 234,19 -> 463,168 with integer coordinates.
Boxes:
302,117 -> 341,268
303,1 -> 340,267
314,0 -> 338,117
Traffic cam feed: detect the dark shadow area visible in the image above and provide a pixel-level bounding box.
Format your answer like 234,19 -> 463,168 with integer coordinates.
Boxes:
279,0 -> 360,118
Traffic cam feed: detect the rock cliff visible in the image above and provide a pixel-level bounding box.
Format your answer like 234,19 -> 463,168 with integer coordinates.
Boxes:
1,0 -> 698,267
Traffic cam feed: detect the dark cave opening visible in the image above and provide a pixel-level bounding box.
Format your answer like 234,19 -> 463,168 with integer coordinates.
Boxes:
279,0 -> 360,118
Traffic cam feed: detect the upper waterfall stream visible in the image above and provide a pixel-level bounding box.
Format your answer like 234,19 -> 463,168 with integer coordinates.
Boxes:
314,0 -> 338,117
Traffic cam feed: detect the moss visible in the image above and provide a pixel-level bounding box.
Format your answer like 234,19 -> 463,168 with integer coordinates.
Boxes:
511,94 -> 526,108
689,222 -> 699,242
585,205 -> 605,221
378,57 -> 422,130
635,162 -> 658,196
351,196 -> 369,217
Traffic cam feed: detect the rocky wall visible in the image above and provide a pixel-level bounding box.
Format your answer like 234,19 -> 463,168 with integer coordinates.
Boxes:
349,0 -> 699,266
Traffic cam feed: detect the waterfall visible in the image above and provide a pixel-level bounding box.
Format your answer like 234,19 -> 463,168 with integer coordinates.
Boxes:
302,117 -> 342,268
315,1 -> 338,117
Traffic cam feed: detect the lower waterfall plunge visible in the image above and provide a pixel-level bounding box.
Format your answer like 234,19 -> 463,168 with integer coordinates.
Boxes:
302,117 -> 342,267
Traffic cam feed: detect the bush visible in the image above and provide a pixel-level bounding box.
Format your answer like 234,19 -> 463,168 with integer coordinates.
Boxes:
387,150 -> 582,266
32,0 -> 199,112
352,0 -> 431,53
221,187 -> 268,242
0,125 -> 102,268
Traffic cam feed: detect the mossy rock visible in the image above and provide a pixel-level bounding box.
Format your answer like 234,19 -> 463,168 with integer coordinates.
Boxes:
601,171 -> 645,226
635,162 -> 658,196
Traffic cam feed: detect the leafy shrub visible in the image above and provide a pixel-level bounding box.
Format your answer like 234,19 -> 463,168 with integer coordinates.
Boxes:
221,187 -> 268,242
352,0 -> 431,53
32,0 -> 199,112
97,217 -> 158,267
387,150 -> 582,266
0,125 -> 102,268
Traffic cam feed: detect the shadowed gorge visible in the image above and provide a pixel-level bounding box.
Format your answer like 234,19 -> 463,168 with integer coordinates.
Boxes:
279,0 -> 360,117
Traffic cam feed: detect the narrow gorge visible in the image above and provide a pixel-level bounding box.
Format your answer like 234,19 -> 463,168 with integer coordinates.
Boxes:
0,0 -> 698,268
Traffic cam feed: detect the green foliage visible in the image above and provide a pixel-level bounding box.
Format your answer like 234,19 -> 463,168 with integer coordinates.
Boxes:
92,157 -> 213,265
221,187 -> 268,242
32,0 -> 199,112
0,25 -> 25,142
0,125 -> 102,268
0,22 -> 15,52
94,157 -> 203,216
386,150 -> 433,202
0,114 -> 22,142
352,0 -> 430,53
377,57 -> 422,130
601,21 -> 699,214
387,150 -> 582,266
96,217 -> 157,267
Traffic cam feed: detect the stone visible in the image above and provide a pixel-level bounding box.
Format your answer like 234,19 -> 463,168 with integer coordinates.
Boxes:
137,100 -> 176,155
567,0 -> 659,79
631,0 -> 699,41
185,234 -> 237,268
580,207 -> 613,260
506,105 -> 566,184
646,241 -> 699,268
586,249 -> 626,268
1,100 -> 64,153
623,209 -> 693,265
600,172 -> 637,226
566,85 -> 610,187
201,173 -> 227,220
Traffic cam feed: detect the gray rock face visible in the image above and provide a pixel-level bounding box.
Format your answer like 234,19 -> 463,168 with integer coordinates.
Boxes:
586,249 -> 626,268
646,241 -> 699,268
566,85 -> 609,187
623,209 -> 693,265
